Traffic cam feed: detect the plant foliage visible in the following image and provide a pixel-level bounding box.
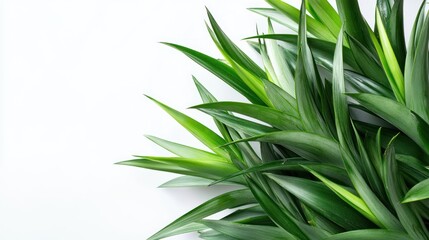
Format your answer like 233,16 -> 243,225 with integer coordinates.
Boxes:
119,0 -> 429,239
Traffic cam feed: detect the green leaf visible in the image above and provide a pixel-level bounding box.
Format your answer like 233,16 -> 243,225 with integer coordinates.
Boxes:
354,120 -> 425,159
303,166 -> 380,226
377,0 -> 406,69
301,204 -> 344,234
350,93 -> 429,155
147,189 -> 255,240
383,139 -> 429,239
404,8 -> 429,122
265,20 -> 296,96
350,124 -> 386,203
233,131 -> 343,167
192,102 -> 302,130
305,0 -> 341,37
372,9 -> 405,102
116,158 -> 197,178
199,230 -> 238,240
201,220 -> 297,240
295,2 -> 331,137
193,77 -> 243,160
263,80 -> 298,118
336,0 -> 373,51
211,159 -> 350,187
246,179 -> 309,239
162,43 -> 264,105
200,109 -> 276,136
267,173 -> 374,230
206,9 -> 266,79
346,34 -> 390,88
159,176 -> 240,188
127,156 -> 238,179
158,223 -> 208,239
145,135 -> 226,162
249,8 -> 299,33
326,229 -> 411,240
221,205 -> 271,224
332,29 -> 357,156
265,0 -> 336,42
247,34 -> 359,70
403,178 -> 429,203
146,96 -> 229,159
340,149 -> 403,230
344,70 -> 393,99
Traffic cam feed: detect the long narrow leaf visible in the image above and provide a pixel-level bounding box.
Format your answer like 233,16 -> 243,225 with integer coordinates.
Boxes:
147,189 -> 255,240
350,93 -> 429,155
201,220 -> 297,240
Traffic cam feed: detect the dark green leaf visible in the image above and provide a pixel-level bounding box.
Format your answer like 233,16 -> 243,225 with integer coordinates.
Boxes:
192,102 -> 302,130
383,139 -> 429,239
201,220 -> 297,240
326,229 -> 411,240
350,93 -> 429,155
147,189 -> 255,240
267,173 -> 374,230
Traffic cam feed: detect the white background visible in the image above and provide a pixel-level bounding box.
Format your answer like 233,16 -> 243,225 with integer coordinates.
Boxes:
0,0 -> 421,239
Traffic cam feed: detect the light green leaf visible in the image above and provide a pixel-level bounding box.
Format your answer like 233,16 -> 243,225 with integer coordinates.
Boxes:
377,0 -> 406,68
340,149 -> 403,230
145,135 -> 226,162
265,19 -> 295,96
146,96 -> 229,158
305,0 -> 341,37
207,9 -> 266,79
303,166 -> 380,226
373,9 -> 405,102
403,178 -> 429,203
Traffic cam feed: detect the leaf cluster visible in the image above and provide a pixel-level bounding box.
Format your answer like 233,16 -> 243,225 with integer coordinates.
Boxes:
119,0 -> 429,239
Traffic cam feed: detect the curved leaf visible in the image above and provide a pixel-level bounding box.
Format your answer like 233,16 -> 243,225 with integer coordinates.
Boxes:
350,93 -> 429,155
403,178 -> 429,203
147,189 -> 255,240
201,220 -> 297,240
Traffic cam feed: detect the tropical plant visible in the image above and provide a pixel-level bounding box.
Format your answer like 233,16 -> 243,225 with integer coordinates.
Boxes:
118,0 -> 429,239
